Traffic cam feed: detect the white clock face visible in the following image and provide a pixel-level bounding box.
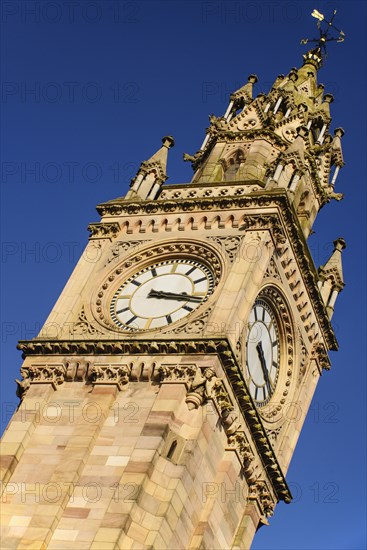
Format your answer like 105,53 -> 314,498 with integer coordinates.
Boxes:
110,259 -> 214,331
246,299 -> 280,405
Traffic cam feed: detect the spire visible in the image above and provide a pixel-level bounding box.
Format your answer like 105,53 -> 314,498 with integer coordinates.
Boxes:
318,238 -> 346,318
128,136 -> 175,201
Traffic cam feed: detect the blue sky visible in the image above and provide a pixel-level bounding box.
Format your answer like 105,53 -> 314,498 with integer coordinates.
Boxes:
1,1 -> 366,548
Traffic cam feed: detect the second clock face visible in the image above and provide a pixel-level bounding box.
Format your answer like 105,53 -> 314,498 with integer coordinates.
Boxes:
110,258 -> 214,331
246,299 -> 280,405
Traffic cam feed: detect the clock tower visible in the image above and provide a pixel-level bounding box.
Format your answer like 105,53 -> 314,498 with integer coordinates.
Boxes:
1,46 -> 345,549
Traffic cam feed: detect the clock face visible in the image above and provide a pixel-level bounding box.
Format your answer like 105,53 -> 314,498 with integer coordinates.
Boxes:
245,299 -> 280,405
110,258 -> 214,331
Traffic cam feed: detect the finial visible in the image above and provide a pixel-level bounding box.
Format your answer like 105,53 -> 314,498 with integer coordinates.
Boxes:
162,136 -> 175,148
247,74 -> 258,84
333,237 -> 346,252
300,9 -> 345,65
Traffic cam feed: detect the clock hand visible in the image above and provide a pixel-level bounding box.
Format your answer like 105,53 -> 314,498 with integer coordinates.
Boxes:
148,289 -> 203,303
256,341 -> 272,395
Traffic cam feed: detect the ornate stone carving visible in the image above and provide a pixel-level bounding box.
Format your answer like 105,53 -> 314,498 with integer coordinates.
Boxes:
264,256 -> 281,280
239,214 -> 286,245
249,480 -> 277,516
16,363 -> 66,394
158,363 -> 197,384
96,192 -> 337,351
185,367 -> 218,410
88,364 -> 131,390
163,307 -> 214,336
105,240 -> 150,265
297,332 -> 309,385
88,222 -> 120,240
227,431 -> 257,482
311,342 -> 331,371
72,306 -> 104,337
15,367 -> 31,401
266,426 -> 283,446
207,236 -> 243,263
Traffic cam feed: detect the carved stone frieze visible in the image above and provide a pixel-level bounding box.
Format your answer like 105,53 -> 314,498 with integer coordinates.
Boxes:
88,363 -> 131,390
248,480 -> 276,517
16,363 -> 67,396
207,236 -> 243,263
88,222 -> 120,240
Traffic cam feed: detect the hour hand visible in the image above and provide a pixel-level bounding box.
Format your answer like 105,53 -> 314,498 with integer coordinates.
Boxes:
148,289 -> 202,303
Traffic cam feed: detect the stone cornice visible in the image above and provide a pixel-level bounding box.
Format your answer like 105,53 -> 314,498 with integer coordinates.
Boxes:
95,191 -> 337,350
17,337 -> 291,504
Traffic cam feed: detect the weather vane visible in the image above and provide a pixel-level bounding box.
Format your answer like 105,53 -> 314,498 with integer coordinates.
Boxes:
300,9 -> 345,61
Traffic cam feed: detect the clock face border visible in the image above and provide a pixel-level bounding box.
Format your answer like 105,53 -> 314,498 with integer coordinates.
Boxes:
91,240 -> 223,334
110,258 -> 215,332
243,285 -> 295,418
246,298 -> 280,406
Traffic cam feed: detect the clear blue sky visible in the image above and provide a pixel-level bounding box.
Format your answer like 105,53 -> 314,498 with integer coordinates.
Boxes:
1,1 -> 366,548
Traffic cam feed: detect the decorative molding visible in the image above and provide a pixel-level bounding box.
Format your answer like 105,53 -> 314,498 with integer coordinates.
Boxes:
88,363 -> 131,390
239,214 -> 286,245
163,306 -> 214,336
96,191 -> 337,351
88,222 -> 120,240
266,426 -> 283,446
105,240 -> 151,266
72,306 -> 104,337
264,256 -> 282,281
248,480 -> 276,517
311,341 -> 331,371
207,236 -> 243,263
16,363 -> 67,397
297,330 -> 309,386
17,337 -> 291,504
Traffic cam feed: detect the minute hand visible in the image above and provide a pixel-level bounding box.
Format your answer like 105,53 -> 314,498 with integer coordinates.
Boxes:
148,289 -> 203,303
256,341 -> 272,395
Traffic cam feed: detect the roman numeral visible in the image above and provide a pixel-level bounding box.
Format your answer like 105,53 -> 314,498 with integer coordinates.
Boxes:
255,388 -> 259,400
166,315 -> 172,324
183,305 -> 193,312
186,266 -> 196,276
151,268 -> 157,277
262,308 -> 266,321
194,276 -> 206,284
131,280 -> 141,286
272,361 -> 278,369
254,308 -> 258,321
272,340 -> 278,347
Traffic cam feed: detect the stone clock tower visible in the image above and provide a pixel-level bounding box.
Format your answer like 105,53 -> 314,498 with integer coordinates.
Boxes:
1,46 -> 345,549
